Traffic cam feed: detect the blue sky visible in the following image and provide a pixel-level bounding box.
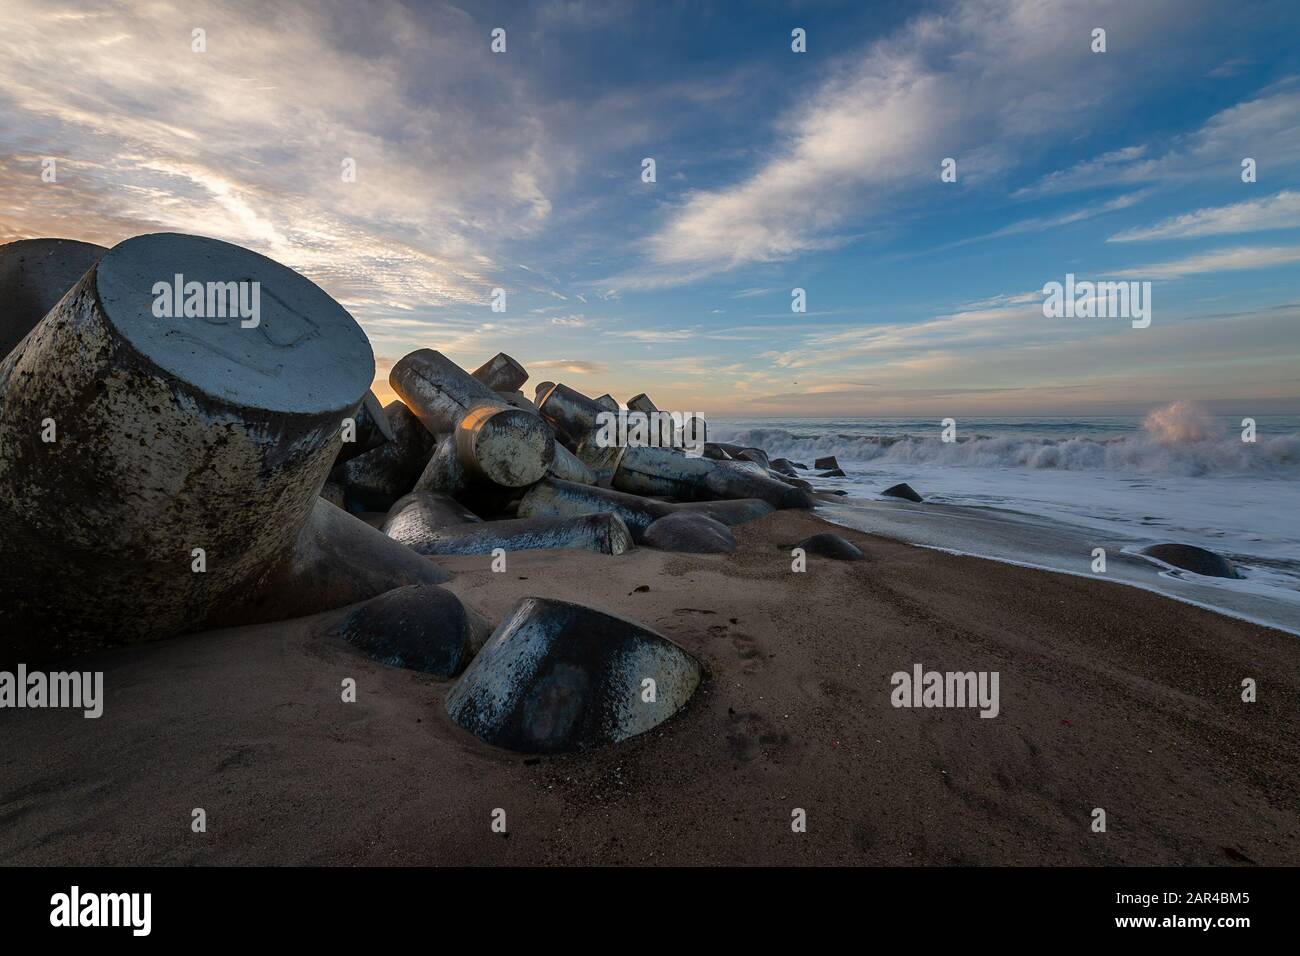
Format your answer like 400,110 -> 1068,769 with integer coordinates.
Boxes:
2,0 -> 1299,416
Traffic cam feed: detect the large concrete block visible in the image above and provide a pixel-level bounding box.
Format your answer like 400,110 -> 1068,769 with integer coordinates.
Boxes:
446,597 -> 701,753
0,233 -> 375,652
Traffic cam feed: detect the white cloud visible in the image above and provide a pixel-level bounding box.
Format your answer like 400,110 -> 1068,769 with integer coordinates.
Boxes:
1113,245 -> 1300,279
621,0 -> 1184,287
1109,190 -> 1300,241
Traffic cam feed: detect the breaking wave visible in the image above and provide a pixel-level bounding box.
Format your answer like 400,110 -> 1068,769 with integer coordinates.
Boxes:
713,402 -> 1300,477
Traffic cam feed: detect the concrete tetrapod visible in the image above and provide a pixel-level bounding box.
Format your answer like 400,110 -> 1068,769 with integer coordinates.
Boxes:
446,596 -> 702,753
327,584 -> 492,677
0,238 -> 108,359
390,349 -> 552,488
0,233 -> 375,652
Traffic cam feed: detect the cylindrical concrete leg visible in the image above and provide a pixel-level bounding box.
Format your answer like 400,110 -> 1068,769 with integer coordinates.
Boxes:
0,232 -> 375,650
626,393 -> 658,414
390,348 -> 507,435
547,442 -> 597,484
537,382 -> 606,441
471,351 -> 529,392
392,512 -> 635,556
534,381 -> 555,404
0,238 -> 107,359
518,477 -> 673,541
614,446 -> 812,509
454,402 -> 553,487
594,393 -> 619,412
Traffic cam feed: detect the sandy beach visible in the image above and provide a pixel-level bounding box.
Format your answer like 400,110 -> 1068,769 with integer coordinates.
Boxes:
3,507 -> 1296,867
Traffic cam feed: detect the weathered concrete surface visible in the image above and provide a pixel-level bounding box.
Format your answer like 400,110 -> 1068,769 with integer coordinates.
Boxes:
391,512 -> 635,557
594,393 -> 619,412
796,532 -> 865,561
454,402 -> 553,487
413,434 -> 468,497
471,352 -> 528,393
614,447 -> 813,510
769,458 -> 799,476
207,498 -> 450,628
0,238 -> 108,359
331,401 -> 436,512
574,433 -> 624,475
0,233 -> 374,653
383,491 -> 482,549
672,498 -> 776,526
333,389 -> 395,465
518,477 -> 673,541
815,456 -> 840,470
534,381 -> 555,403
446,597 -> 702,753
390,349 -> 504,435
814,468 -> 847,478
701,442 -> 734,460
327,584 -> 491,677
499,390 -> 539,413
391,349 -> 552,486
881,482 -> 924,502
537,382 -> 605,442
735,447 -> 770,468
548,442 -> 597,484
643,512 -> 736,554
626,393 -> 658,414
1139,543 -> 1241,579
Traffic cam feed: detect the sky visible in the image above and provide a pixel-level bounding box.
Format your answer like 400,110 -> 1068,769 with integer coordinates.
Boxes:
2,0 -> 1300,417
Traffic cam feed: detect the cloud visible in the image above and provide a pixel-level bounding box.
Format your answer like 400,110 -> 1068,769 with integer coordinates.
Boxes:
1113,245 -> 1300,279
530,359 -> 608,374
619,0 -> 1185,287
1019,81 -> 1300,197
0,0 -> 561,317
1109,190 -> 1300,241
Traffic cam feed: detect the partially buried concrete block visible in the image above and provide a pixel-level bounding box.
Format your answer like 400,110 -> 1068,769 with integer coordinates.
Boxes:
797,533 -> 865,561
382,491 -> 482,549
327,584 -> 491,677
814,455 -> 840,470
389,511 -> 634,556
1139,543 -> 1241,579
471,351 -> 529,393
881,482 -> 923,502
208,498 -> 451,628
446,596 -> 702,753
643,512 -> 736,554
0,238 -> 108,359
0,232 -> 377,650
519,477 -> 673,541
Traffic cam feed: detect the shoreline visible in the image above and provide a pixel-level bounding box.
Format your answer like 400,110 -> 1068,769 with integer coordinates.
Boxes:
3,508 -> 1297,866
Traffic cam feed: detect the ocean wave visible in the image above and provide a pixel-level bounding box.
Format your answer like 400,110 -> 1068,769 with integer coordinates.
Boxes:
711,420 -> 1300,477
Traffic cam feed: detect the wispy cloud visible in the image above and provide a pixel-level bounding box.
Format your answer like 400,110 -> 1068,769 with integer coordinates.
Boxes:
1109,190 -> 1300,241
1114,245 -> 1300,279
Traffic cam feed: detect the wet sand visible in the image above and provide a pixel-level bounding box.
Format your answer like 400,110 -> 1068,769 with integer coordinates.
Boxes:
2,509 -> 1297,865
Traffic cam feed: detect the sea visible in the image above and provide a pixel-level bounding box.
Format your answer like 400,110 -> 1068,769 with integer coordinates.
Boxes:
710,401 -> 1300,635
